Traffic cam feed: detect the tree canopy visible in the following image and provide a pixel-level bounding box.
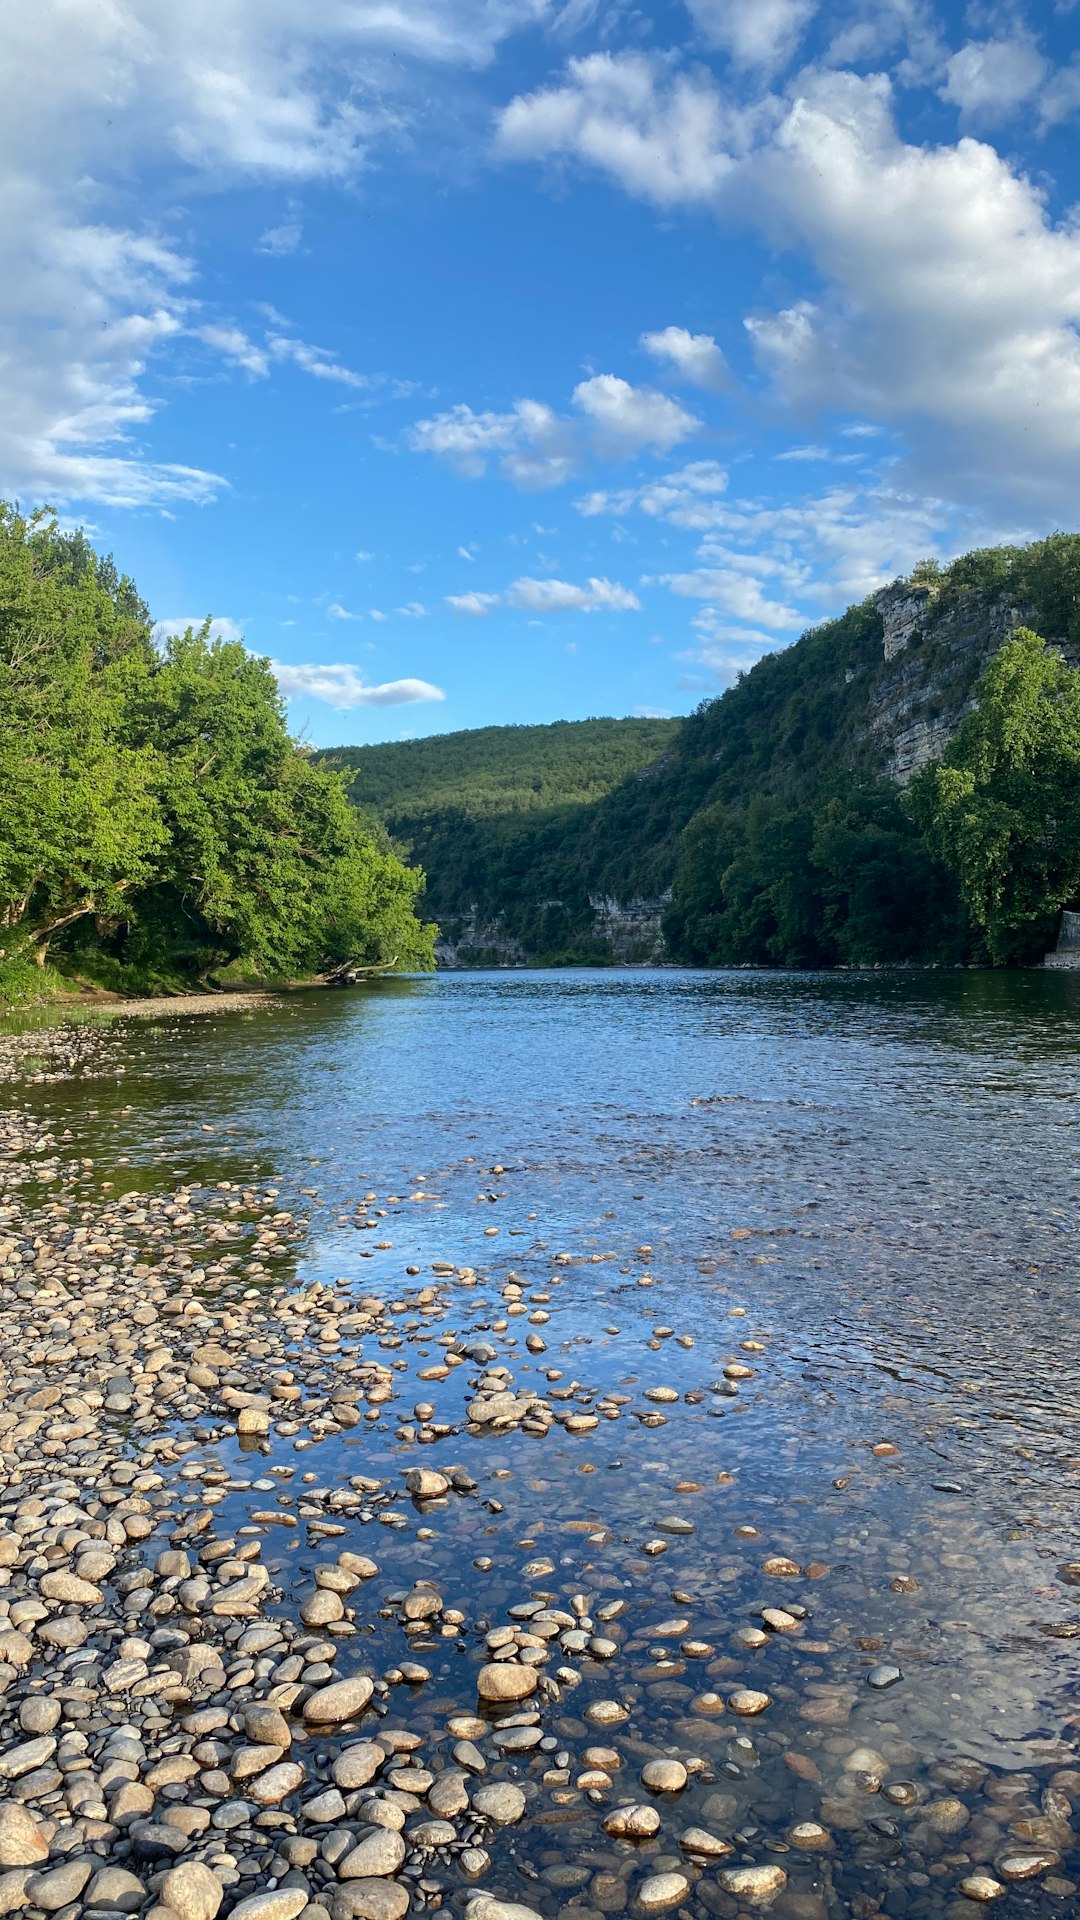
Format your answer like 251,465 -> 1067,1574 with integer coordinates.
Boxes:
910,629 -> 1080,964
0,505 -> 434,994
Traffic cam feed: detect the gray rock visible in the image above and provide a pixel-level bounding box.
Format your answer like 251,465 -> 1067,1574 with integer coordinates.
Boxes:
160,1861 -> 225,1920
84,1866 -> 147,1912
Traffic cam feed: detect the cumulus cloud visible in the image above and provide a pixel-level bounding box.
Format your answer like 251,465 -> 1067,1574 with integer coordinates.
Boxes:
446,590 -> 501,614
257,219 -> 303,255
640,326 -> 730,392
410,376 -> 699,488
500,56 -> 1080,521
495,52 -> 745,204
508,574 -> 640,611
327,601 -> 363,620
660,567 -> 805,630
577,459 -> 729,525
941,37 -> 1048,123
572,374 -> 700,453
407,399 -> 578,487
0,0 -> 549,507
685,0 -> 817,69
271,662 -> 445,708
446,575 -> 640,613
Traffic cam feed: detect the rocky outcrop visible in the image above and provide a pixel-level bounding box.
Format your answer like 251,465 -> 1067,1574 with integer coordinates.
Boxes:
865,581 -> 1035,783
587,893 -> 669,963
434,910 -> 528,969
434,897 -> 669,968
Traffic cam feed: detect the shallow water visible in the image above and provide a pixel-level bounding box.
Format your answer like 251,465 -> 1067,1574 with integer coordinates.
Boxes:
10,967 -> 1080,1916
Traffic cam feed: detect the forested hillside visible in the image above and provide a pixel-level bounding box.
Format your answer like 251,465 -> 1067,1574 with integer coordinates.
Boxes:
319,718 -> 679,820
338,534 -> 1080,969
0,506 -> 434,1001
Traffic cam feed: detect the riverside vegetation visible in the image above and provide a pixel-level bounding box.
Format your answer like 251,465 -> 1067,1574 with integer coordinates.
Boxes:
323,536 -> 1080,970
0,506 -> 434,1006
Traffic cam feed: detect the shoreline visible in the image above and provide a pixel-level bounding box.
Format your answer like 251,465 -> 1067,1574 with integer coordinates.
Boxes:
0,1019 -> 1075,1920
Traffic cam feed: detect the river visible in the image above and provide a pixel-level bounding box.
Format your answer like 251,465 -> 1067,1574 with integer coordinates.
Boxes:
5,967 -> 1080,1918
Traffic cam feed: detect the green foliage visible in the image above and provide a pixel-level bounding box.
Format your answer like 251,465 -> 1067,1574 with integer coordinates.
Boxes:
322,533 -> 1080,973
319,718 -> 680,822
0,506 -> 434,996
664,778 -> 969,969
910,628 -> 1080,963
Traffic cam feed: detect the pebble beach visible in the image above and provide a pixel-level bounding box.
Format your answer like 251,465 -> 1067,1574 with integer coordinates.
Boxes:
0,975 -> 1078,1920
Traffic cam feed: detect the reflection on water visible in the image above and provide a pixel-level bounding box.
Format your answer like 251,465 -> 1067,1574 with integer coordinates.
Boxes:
9,969 -> 1080,1911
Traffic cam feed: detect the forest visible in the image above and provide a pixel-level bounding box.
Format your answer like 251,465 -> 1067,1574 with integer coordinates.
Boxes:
0,505 -> 434,1001
335,534 -> 1080,970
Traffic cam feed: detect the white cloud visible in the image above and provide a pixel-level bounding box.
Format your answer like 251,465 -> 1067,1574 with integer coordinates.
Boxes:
271,662 -> 445,708
407,398 -> 578,487
410,374 -> 699,487
257,220 -> 302,255
0,0 -> 548,508
685,0 -> 817,70
680,617 -> 784,688
355,549 -> 373,562
941,38 -> 1048,123
446,590 -> 501,614
447,575 -> 640,613
457,544 -> 477,560
267,333 -> 371,388
495,52 -> 745,205
198,324 -> 270,377
660,567 -> 804,630
501,56 -> 1080,521
578,459 -> 729,525
508,574 -> 640,611
640,325 -> 730,392
634,703 -> 673,717
327,601 -> 363,620
154,616 -> 245,645
573,374 -> 700,454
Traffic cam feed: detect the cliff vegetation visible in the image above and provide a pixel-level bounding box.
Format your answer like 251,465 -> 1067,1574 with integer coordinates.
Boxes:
335,534 -> 1080,969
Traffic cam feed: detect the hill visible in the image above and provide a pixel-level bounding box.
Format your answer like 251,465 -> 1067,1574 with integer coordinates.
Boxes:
330,534 -> 1080,968
317,717 -> 680,821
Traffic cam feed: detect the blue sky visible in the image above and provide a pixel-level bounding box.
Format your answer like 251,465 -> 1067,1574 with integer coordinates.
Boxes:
5,0 -> 1080,746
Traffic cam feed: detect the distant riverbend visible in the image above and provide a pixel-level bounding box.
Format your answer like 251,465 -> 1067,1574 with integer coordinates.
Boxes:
1,970 -> 1079,1920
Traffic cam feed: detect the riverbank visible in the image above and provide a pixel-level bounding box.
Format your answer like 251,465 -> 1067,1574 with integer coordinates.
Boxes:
0,988 -> 1078,1920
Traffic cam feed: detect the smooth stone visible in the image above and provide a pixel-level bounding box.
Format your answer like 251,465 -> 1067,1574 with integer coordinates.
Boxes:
25,1859 -> 94,1911
680,1829 -> 731,1858
604,1807 -> 661,1839
332,1744 -> 384,1790
635,1875 -> 688,1911
866,1665 -> 902,1689
332,1883 -> 409,1920
717,1866 -> 788,1902
0,1804 -> 48,1868
303,1675 -> 374,1724
160,1861 -> 225,1920
249,1762 -> 305,1805
230,1894 -> 310,1920
476,1663 -> 537,1703
472,1784 -> 526,1824
405,1469 -> 450,1498
244,1706 -> 291,1748
467,1901 -> 543,1920
729,1690 -> 770,1715
0,1872 -> 29,1917
339,1830 -> 406,1879
84,1867 -> 147,1912
960,1874 -> 1005,1903
641,1761 -> 687,1793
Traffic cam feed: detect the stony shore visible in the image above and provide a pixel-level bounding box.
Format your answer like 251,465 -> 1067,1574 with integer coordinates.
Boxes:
0,1019 -> 1075,1920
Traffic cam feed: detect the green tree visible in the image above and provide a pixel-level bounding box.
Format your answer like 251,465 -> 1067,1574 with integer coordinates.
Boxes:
0,508 -> 435,991
910,628 -> 1080,962
0,505 -> 163,964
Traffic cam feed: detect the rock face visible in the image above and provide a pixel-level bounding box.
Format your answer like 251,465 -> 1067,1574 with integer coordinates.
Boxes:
865,580 -> 1036,783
